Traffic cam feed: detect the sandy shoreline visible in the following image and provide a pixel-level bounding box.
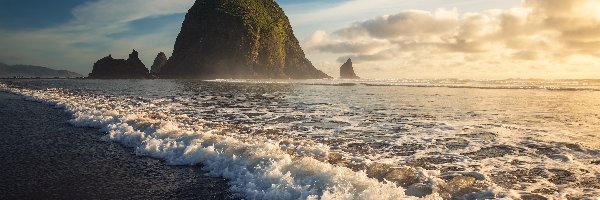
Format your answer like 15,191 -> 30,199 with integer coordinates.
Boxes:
0,92 -> 236,199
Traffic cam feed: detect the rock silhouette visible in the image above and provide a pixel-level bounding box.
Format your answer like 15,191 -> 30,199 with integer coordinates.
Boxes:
160,0 -> 330,79
340,58 -> 360,79
150,52 -> 167,74
88,50 -> 149,79
0,63 -> 82,78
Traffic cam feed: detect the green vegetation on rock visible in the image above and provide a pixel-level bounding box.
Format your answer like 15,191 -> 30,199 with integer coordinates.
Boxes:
160,0 -> 330,79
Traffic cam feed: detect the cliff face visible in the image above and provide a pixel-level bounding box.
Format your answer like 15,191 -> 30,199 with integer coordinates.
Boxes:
88,50 -> 149,79
160,0 -> 330,79
340,59 -> 360,79
150,52 -> 168,74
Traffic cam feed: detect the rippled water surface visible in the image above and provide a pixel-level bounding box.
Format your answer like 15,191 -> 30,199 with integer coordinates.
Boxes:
1,79 -> 599,199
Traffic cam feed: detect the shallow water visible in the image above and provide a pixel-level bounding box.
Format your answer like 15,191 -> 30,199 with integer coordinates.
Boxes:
0,92 -> 235,200
1,79 -> 599,199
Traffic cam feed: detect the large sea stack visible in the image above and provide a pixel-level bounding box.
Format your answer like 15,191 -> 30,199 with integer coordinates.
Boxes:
340,58 -> 360,79
88,50 -> 149,79
160,0 -> 331,79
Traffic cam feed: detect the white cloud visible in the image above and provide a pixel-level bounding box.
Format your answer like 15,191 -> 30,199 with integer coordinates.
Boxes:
0,0 -> 194,74
68,0 -> 193,30
304,0 -> 600,79
4,0 -> 600,78
335,9 -> 459,39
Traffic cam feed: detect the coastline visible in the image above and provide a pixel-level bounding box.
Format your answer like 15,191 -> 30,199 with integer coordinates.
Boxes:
0,92 -> 236,199
1,79 -> 598,199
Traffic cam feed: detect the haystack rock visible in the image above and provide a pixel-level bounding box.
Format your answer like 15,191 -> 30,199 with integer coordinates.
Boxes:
88,49 -> 149,79
150,52 -> 167,74
160,0 -> 331,79
340,58 -> 360,79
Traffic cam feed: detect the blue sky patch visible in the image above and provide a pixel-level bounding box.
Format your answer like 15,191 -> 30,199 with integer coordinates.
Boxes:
0,0 -> 89,30
107,14 -> 186,40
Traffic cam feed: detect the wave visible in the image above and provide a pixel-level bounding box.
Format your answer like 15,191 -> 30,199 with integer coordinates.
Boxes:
360,83 -> 600,91
207,79 -> 600,91
0,83 -> 419,200
10,81 -> 597,199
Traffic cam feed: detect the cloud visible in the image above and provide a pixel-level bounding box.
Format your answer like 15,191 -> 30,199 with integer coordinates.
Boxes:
304,31 -> 388,53
0,0 -> 194,74
304,0 -> 600,78
512,51 -> 542,60
334,9 -> 459,39
68,0 -> 193,30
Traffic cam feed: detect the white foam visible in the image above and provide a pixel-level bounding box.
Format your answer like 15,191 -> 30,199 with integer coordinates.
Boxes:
3,79 -> 599,199
0,83 -> 414,199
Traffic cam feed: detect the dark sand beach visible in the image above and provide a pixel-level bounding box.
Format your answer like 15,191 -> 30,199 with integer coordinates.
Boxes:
0,92 -> 235,200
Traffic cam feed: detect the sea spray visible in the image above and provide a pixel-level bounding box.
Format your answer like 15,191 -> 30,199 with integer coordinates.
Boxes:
2,79 -> 599,199
0,83 -> 412,199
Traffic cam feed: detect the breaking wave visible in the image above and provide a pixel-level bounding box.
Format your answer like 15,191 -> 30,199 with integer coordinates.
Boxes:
0,83 -> 416,199
2,79 -> 598,200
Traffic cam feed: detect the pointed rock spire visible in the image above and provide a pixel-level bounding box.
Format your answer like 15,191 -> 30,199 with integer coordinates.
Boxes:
340,58 -> 360,79
151,52 -> 168,74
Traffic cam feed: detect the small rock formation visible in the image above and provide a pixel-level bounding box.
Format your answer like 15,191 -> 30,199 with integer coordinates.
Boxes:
150,52 -> 167,74
340,58 -> 360,79
160,0 -> 331,79
88,49 -> 149,79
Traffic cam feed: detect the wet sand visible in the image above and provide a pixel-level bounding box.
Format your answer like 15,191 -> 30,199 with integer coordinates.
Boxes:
0,92 -> 236,200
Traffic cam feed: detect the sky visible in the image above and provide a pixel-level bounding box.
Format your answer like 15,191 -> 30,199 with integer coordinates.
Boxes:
1,0 -> 600,79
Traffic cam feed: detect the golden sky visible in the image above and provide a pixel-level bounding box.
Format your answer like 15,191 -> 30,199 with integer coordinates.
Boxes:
302,0 -> 600,79
1,0 -> 600,79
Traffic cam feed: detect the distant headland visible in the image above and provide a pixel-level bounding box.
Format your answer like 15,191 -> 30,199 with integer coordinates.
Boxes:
0,62 -> 82,79
89,0 -> 331,79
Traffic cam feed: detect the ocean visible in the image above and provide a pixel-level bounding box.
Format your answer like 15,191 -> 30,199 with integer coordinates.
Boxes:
1,79 -> 599,199
0,91 -> 235,200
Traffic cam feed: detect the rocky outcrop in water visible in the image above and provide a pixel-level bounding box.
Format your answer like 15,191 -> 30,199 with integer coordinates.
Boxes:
88,50 -> 149,79
150,52 -> 167,74
159,0 -> 331,79
340,58 -> 360,79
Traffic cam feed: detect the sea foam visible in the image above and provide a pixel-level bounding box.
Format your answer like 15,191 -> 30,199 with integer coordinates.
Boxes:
0,83 -> 416,200
3,80 -> 597,199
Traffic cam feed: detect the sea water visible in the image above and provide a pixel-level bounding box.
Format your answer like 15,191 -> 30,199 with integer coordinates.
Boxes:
1,79 -> 599,199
